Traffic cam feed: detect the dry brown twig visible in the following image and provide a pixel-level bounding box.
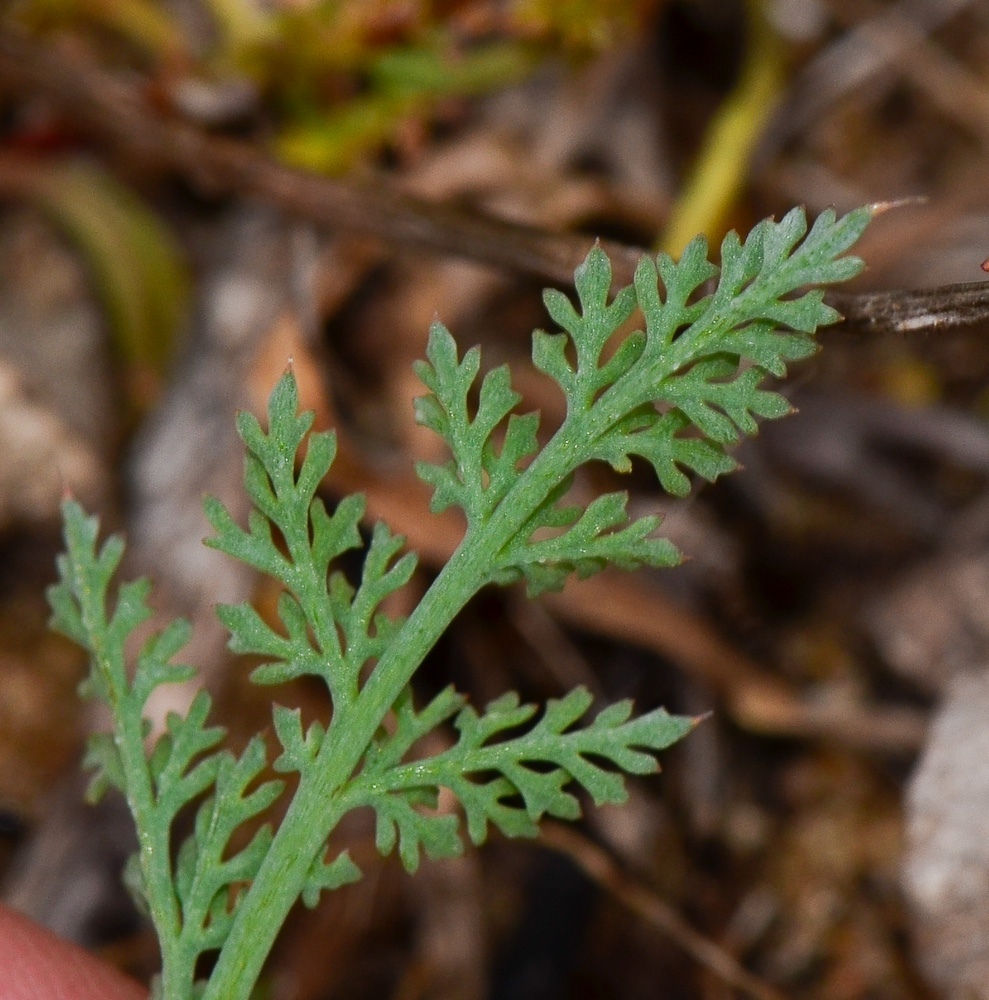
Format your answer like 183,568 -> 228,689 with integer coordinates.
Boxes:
541,822 -> 787,1000
2,25 -> 989,335
827,281 -> 989,335
0,24 -> 640,288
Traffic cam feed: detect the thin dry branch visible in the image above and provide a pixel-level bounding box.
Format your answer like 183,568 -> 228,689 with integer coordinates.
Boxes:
541,822 -> 787,1000
2,25 -> 989,334
0,24 -> 641,288
828,282 -> 989,335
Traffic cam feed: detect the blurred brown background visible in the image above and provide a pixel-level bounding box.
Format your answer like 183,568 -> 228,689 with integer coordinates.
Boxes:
3,1 -> 989,998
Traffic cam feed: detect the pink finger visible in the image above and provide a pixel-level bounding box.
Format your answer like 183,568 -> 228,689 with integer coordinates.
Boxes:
0,903 -> 146,1000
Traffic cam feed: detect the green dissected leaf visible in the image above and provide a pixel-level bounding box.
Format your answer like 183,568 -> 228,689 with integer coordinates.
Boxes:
342,686 -> 695,872
131,618 -> 197,707
173,736 -> 283,955
270,704 -> 325,776
49,502 -> 202,800
49,207 -> 869,1000
534,244 -> 639,409
328,522 -> 418,681
592,408 -> 739,498
149,693 -> 225,818
365,685 -> 467,773
501,208 -> 869,578
207,372 -> 416,704
414,209 -> 868,595
302,849 -> 363,908
586,207 -> 868,488
497,490 -> 681,597
49,503 -> 132,666
414,321 -> 541,525
47,500 -> 246,995
371,788 -> 464,874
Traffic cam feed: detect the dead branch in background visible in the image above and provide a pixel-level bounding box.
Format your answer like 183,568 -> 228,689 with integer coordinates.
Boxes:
2,24 -> 989,335
827,282 -> 989,335
0,25 -> 641,289
541,823 -> 787,1000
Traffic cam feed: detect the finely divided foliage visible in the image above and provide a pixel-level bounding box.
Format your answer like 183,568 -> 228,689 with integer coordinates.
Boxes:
48,206 -> 870,1000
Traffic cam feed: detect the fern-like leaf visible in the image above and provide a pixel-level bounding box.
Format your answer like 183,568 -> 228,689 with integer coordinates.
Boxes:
48,207 -> 869,1000
342,686 -> 695,872
47,501 -> 276,999
413,322 -> 541,525
207,373 -> 417,706
580,207 -> 870,493
173,736 -> 283,954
